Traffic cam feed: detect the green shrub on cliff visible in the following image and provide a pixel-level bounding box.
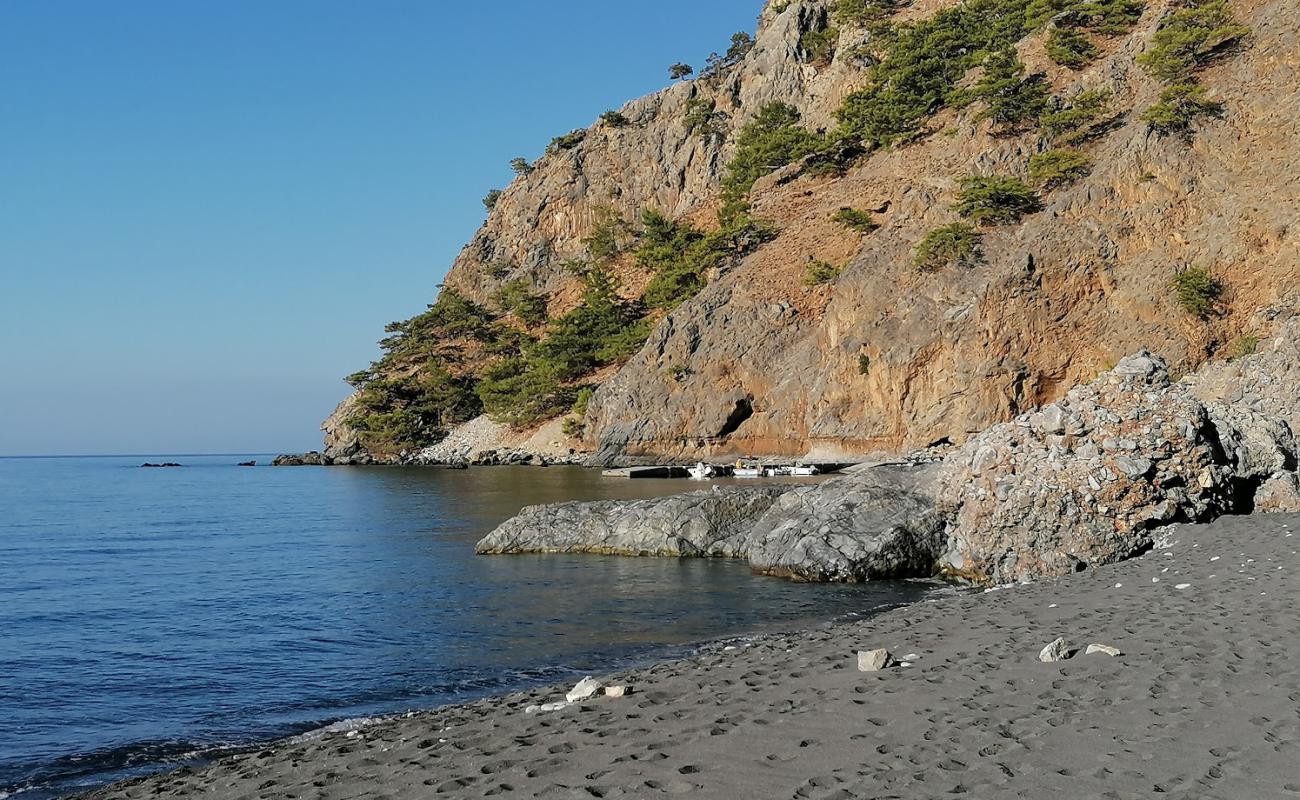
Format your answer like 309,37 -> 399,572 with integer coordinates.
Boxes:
532,266 -> 650,380
914,223 -> 982,271
482,190 -> 502,211
1141,82 -> 1222,134
353,365 -> 482,450
476,358 -> 575,428
636,209 -> 776,309
1040,88 -> 1114,144
800,25 -> 840,65
1171,267 -> 1223,317
583,206 -> 634,263
832,207 -> 880,234
955,47 -> 1051,133
804,259 -> 844,285
952,175 -> 1042,225
491,280 -> 548,327
599,110 -> 629,127
833,0 -> 899,26
1028,149 -> 1092,188
720,102 -> 823,216
1046,25 -> 1101,67
1137,0 -> 1248,81
683,97 -> 726,140
834,0 -> 1036,147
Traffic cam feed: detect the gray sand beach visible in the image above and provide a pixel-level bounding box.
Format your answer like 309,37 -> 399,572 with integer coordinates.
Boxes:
83,513 -> 1300,799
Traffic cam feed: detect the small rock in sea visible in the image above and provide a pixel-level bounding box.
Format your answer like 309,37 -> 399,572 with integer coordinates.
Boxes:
857,649 -> 895,672
1039,637 -> 1073,663
1086,644 -> 1122,657
604,685 -> 630,698
566,677 -> 603,703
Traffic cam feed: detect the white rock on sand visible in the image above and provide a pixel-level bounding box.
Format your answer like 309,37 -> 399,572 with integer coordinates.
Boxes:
1086,644 -> 1122,657
1038,637 -> 1072,663
857,648 -> 894,672
565,677 -> 603,703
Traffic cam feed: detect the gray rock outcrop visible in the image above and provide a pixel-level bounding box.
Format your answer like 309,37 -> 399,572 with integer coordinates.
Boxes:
475,486 -> 789,558
937,351 -> 1298,584
476,464 -> 949,582
744,465 -> 946,581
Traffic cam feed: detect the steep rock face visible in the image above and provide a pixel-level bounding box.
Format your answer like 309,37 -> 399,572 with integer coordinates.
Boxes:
441,1 -> 857,311
581,0 -> 1300,462
328,0 -> 1298,466
935,352 -> 1297,583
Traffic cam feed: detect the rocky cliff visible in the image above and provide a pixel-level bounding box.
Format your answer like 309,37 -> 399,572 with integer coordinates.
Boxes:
314,0 -> 1297,467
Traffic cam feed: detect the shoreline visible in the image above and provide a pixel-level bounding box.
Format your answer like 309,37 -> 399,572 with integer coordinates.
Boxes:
20,576 -> 941,800
77,512 -> 1300,799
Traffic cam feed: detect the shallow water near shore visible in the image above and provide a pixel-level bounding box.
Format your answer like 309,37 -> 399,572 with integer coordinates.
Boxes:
0,456 -> 938,799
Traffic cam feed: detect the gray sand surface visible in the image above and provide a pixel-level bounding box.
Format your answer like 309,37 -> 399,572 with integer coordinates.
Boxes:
83,513 -> 1300,799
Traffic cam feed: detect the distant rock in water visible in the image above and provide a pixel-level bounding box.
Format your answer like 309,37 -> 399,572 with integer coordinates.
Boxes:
140,463 -> 182,468
238,461 -> 257,467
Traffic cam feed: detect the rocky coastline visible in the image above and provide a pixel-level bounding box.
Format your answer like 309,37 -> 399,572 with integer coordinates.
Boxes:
477,318 -> 1300,585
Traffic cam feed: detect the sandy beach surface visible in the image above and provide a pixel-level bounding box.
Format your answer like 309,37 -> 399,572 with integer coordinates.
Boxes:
82,513 -> 1300,800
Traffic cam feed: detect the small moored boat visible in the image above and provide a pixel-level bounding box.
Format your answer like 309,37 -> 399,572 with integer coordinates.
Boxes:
688,462 -> 716,480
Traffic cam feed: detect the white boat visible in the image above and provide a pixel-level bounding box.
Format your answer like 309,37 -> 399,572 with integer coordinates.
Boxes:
733,460 -> 763,478
789,464 -> 819,476
688,462 -> 716,480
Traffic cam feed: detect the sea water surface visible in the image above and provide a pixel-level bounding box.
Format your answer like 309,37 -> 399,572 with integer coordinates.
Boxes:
0,456 -> 937,798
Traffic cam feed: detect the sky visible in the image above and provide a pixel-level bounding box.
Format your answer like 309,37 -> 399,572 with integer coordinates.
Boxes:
0,0 -> 762,456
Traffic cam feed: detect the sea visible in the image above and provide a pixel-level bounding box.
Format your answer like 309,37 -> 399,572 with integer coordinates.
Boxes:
0,455 -> 938,798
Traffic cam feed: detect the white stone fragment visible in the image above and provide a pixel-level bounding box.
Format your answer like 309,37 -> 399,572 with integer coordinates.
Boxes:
604,685 -> 629,698
1039,638 -> 1072,663
566,677 -> 603,703
1086,644 -> 1122,657
857,649 -> 895,672
1175,583 -> 1191,590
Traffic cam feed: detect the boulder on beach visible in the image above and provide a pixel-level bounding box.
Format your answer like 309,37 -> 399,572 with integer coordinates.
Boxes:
936,352 -> 1297,584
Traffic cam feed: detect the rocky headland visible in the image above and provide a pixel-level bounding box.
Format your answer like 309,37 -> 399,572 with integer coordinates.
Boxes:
284,0 -> 1296,472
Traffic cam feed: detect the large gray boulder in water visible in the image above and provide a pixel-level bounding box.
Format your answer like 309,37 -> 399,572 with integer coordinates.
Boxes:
474,486 -> 789,558
744,464 -> 946,582
476,465 -> 949,583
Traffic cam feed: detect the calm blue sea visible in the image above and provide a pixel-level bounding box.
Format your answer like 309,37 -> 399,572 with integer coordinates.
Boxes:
0,456 -> 935,798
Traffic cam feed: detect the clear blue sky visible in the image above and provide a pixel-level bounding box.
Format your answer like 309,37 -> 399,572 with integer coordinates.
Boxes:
0,0 -> 760,456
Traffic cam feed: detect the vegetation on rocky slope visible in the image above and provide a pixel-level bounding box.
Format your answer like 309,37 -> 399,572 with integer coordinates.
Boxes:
336,0 -> 1255,458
